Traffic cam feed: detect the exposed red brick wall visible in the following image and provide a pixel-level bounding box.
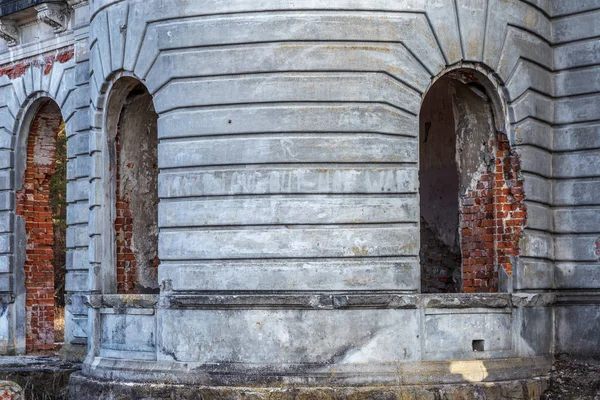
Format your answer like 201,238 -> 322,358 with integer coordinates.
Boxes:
114,135 -> 137,294
0,48 -> 73,80
15,101 -> 63,353
461,132 -> 526,293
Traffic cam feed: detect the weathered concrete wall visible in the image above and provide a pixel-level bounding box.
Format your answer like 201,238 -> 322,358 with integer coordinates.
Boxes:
0,0 -> 596,393
551,1 -> 600,359
78,0 -> 560,388
86,0 -> 554,296
419,74 -> 526,294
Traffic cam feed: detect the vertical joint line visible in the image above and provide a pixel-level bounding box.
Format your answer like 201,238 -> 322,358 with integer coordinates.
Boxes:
454,0 -> 466,61
482,0 -> 490,62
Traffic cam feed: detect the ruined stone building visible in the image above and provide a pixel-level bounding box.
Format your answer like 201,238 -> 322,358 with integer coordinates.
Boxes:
0,0 -> 597,398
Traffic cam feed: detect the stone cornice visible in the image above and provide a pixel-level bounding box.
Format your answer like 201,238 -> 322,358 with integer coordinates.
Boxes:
0,18 -> 18,47
35,2 -> 69,33
83,292 -> 557,310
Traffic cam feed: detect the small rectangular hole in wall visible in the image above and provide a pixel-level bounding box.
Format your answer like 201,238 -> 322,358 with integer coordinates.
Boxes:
472,340 -> 485,352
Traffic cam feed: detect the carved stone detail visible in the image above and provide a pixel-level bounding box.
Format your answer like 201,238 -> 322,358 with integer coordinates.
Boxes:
67,0 -> 89,9
35,3 -> 70,33
0,19 -> 19,47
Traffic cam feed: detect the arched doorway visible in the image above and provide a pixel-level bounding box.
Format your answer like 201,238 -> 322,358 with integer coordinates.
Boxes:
419,69 -> 526,294
104,78 -> 160,294
16,99 -> 67,353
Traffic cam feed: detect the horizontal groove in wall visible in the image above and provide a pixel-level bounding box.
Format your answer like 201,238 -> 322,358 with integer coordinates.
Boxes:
158,100 -> 417,120
150,69 -> 423,100
552,6 -> 600,19
158,131 -> 418,142
552,147 -> 600,156
157,100 -> 415,116
160,222 -> 418,232
552,146 -> 600,154
159,193 -> 416,202
159,256 -> 421,263
67,245 -> 91,250
546,174 -> 600,181
552,33 -> 600,47
158,163 -> 418,171
160,161 -> 418,173
550,231 -> 600,237
67,222 -> 88,228
552,118 -> 600,128
513,142 -> 553,154
523,199 -> 552,209
158,193 -> 418,202
523,227 -> 554,235
518,256 -> 555,263
552,203 -> 600,209
158,256 -> 419,266
554,62 -> 600,73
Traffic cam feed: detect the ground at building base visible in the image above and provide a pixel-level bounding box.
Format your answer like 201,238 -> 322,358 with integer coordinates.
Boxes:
0,356 -> 78,400
541,360 -> 600,400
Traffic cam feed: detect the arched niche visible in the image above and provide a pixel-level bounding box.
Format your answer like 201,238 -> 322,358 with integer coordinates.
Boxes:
14,98 -> 67,354
102,77 -> 160,294
419,67 -> 525,294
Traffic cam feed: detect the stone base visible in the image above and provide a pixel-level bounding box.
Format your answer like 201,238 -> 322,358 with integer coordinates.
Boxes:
70,373 -> 550,400
59,343 -> 87,363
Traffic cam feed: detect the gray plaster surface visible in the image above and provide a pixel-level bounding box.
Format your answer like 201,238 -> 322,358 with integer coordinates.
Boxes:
0,0 -> 596,394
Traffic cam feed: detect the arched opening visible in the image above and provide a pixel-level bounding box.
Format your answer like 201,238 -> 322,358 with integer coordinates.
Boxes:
16,99 -> 67,353
419,69 -> 526,294
105,78 -> 159,294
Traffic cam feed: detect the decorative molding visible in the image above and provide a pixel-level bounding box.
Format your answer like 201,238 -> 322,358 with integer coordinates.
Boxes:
35,3 -> 69,33
555,291 -> 600,306
151,292 -> 554,310
0,19 -> 19,47
0,30 -> 76,65
19,20 -> 41,29
86,294 -> 158,309
67,0 -> 89,10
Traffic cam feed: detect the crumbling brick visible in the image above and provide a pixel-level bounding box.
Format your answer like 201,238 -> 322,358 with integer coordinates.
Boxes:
0,49 -> 73,80
461,133 -> 526,293
15,101 -> 63,353
114,135 -> 137,294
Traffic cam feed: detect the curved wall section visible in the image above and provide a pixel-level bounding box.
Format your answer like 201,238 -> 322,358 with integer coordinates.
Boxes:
0,0 -> 594,396
77,0 -> 557,391
88,0 -> 553,301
